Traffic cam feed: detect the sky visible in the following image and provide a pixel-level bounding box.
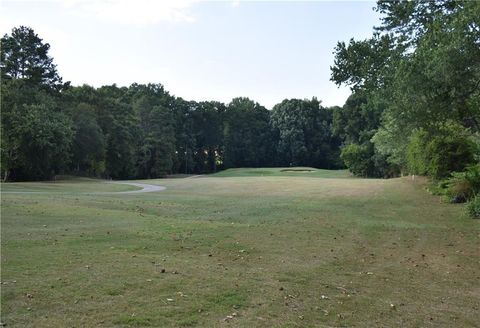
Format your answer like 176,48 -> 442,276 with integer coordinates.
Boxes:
1,0 -> 381,108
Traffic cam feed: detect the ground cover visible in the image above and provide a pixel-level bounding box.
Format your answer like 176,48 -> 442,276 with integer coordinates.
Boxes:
1,169 -> 478,327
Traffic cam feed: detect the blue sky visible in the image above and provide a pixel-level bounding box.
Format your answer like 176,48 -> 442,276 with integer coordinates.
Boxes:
1,0 -> 381,108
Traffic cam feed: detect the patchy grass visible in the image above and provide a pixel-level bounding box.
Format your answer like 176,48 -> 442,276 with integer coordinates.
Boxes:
1,177 -> 139,193
114,316 -> 153,327
1,172 -> 479,327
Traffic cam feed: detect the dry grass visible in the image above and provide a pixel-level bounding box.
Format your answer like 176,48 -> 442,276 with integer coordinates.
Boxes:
1,172 -> 479,327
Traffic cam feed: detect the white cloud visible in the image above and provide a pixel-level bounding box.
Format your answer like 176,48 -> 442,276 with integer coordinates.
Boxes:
230,0 -> 240,8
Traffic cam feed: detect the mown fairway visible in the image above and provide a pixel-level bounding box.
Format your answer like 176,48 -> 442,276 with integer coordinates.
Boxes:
1,169 -> 479,327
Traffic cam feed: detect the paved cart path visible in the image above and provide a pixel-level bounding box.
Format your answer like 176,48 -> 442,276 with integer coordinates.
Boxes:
110,181 -> 166,194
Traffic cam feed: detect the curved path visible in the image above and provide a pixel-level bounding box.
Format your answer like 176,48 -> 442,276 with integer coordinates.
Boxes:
109,181 -> 166,194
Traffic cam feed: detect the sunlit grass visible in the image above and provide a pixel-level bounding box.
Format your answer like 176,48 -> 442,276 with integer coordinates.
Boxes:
1,172 -> 478,327
211,167 -> 351,178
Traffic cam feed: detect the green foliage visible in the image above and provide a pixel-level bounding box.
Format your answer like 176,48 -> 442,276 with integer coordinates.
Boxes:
1,26 -> 65,91
271,98 -> 342,169
426,179 -> 450,197
341,144 -> 369,177
427,133 -> 477,179
129,84 -> 176,178
333,91 -> 397,177
332,92 -> 376,144
372,125 -> 407,171
1,27 -> 73,181
407,126 -> 477,179
340,141 -> 396,178
332,1 -> 480,179
190,101 -> 225,173
406,130 -> 429,176
331,33 -> 402,92
70,103 -> 106,176
444,165 -> 480,203
1,76 -> 74,181
223,97 -> 274,168
445,180 -> 474,204
137,105 -> 175,178
104,101 -> 138,179
466,195 -> 480,219
4,104 -> 73,180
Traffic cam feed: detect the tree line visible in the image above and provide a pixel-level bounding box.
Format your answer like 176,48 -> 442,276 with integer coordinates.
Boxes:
1,27 -> 342,181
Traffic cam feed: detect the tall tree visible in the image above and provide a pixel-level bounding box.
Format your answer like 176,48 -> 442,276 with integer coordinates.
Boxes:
1,27 -> 73,181
223,98 -> 274,168
3,103 -> 73,180
171,98 -> 196,174
136,102 -> 175,178
191,101 -> 225,173
1,26 -> 66,91
271,98 -> 341,168
129,84 -> 176,178
69,103 -> 106,176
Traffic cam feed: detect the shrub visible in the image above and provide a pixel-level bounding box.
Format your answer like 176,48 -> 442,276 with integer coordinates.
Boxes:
426,180 -> 448,196
445,179 -> 474,203
340,142 -> 397,178
466,195 -> 480,219
444,165 -> 480,203
426,133 -> 477,179
341,143 -> 372,177
407,125 -> 477,179
406,130 -> 429,175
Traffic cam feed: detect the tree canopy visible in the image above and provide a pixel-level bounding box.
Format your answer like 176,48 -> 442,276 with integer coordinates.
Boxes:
1,26 -> 66,91
331,0 -> 480,178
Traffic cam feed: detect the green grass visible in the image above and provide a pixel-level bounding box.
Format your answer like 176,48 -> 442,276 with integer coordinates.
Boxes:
1,171 -> 479,327
211,167 -> 351,178
1,176 -> 140,193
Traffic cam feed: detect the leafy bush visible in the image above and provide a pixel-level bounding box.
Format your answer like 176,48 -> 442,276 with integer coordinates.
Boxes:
406,130 -> 429,175
471,133 -> 480,162
407,125 -> 477,179
427,134 -> 477,179
443,165 -> 480,203
466,195 -> 480,219
341,142 -> 398,178
445,179 -> 474,203
427,179 -> 449,196
341,143 -> 371,177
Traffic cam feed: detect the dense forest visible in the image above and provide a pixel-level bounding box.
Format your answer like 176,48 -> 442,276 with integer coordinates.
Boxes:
1,1 -> 479,200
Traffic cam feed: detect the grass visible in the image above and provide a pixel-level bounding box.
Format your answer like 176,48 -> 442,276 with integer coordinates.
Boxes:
1,168 -> 479,327
211,167 -> 352,178
1,176 -> 140,193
